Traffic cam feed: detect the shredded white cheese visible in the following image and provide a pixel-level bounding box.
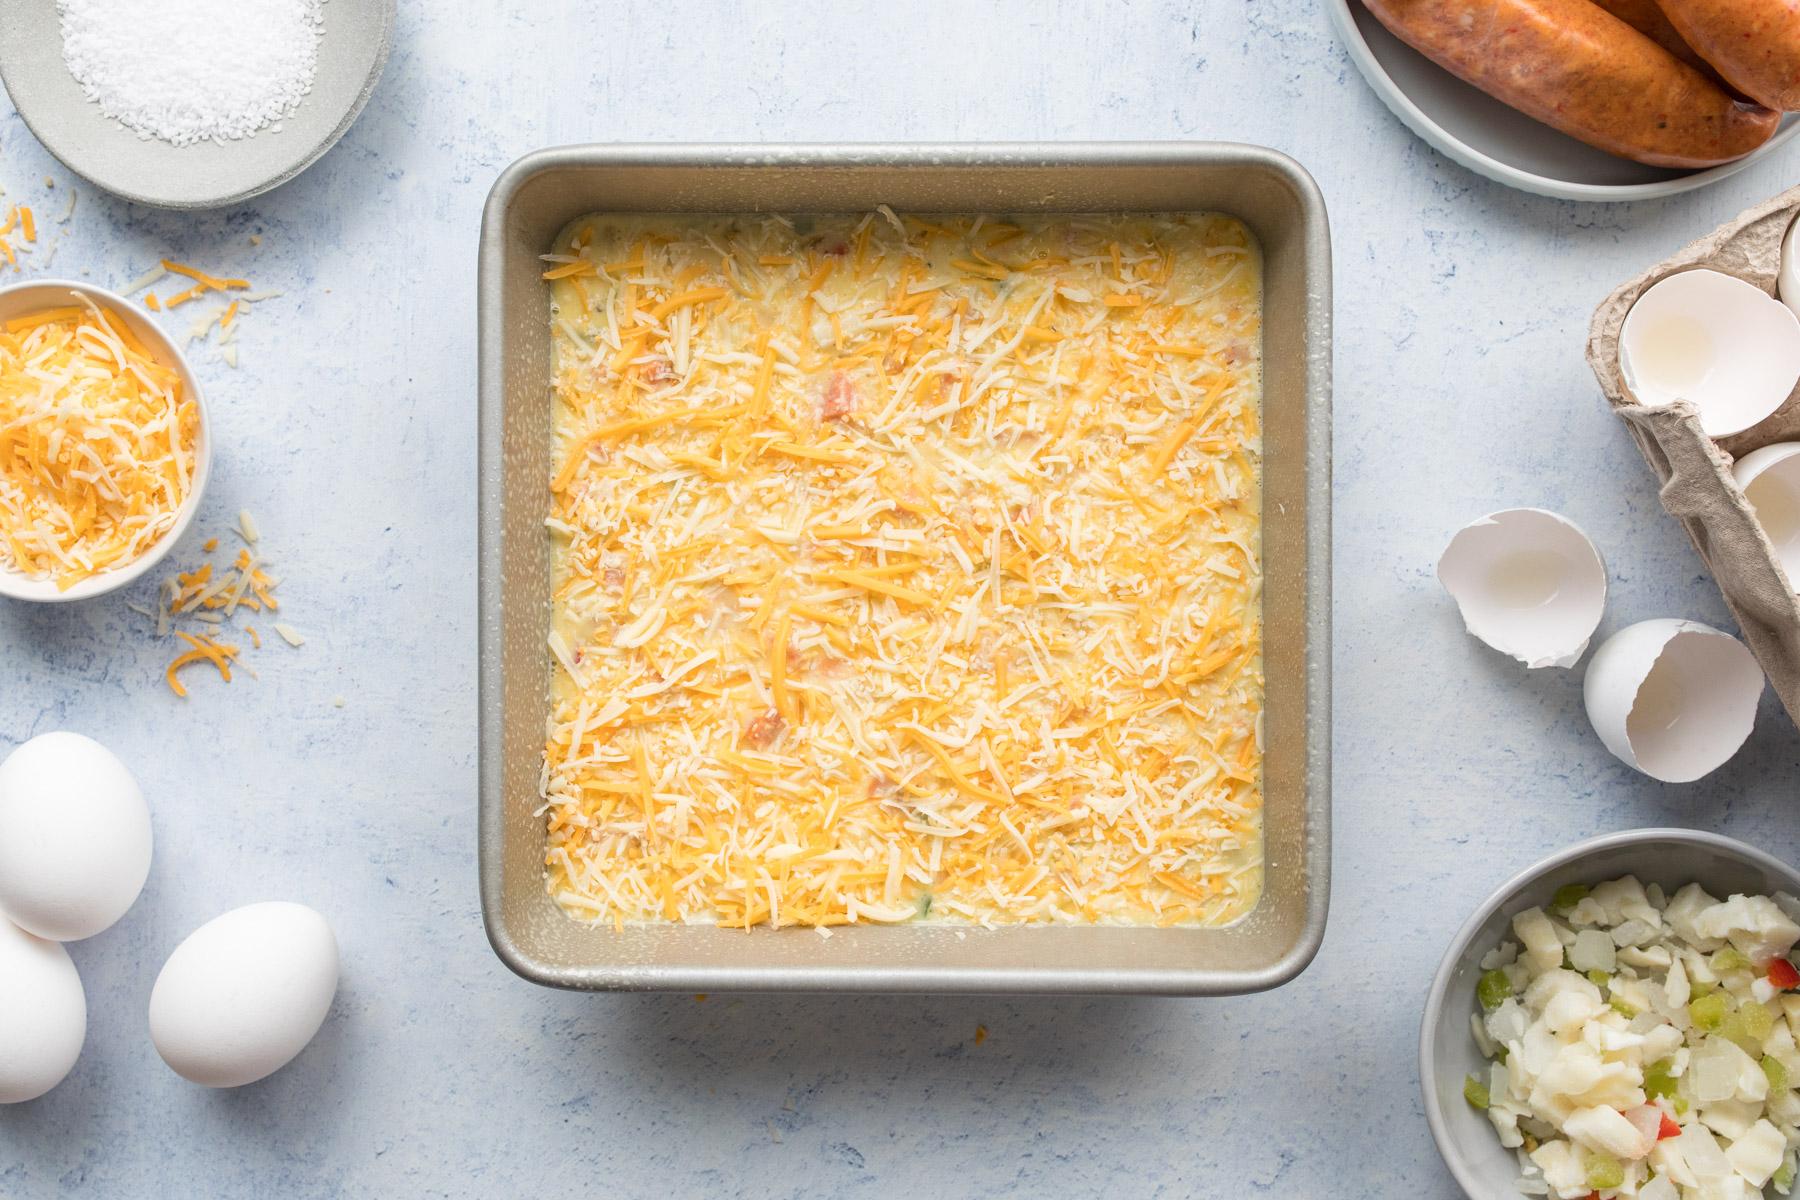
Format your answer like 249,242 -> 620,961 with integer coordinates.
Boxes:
541,212 -> 1264,930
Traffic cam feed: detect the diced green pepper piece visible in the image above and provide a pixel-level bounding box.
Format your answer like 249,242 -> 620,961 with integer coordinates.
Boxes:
1587,969 -> 1611,989
1775,1157 -> 1796,1193
1743,1001 -> 1776,1042
1464,1074 -> 1489,1110
1585,1151 -> 1624,1191
1691,978 -> 1717,997
1765,1056 -> 1789,1092
1720,1011 -> 1764,1055
1712,946 -> 1753,973
1552,884 -> 1590,915
1477,968 -> 1513,1012
1645,1058 -> 1678,1102
1691,992 -> 1730,1031
1611,996 -> 1638,1018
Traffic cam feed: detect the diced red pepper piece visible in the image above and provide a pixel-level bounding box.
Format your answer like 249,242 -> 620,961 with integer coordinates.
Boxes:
1658,1112 -> 1682,1140
1768,958 -> 1800,990
743,707 -> 785,748
820,371 -> 856,421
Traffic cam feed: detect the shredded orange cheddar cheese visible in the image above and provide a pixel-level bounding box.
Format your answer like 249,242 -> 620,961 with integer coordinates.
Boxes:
165,632 -> 238,698
0,299 -> 196,589
541,212 -> 1263,929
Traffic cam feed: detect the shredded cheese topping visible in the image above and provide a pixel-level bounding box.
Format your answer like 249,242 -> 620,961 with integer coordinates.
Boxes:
128,512 -> 299,698
541,212 -> 1263,929
0,297 -> 196,588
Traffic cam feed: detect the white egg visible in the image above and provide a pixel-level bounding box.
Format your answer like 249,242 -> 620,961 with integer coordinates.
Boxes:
0,732 -> 152,941
150,902 -> 338,1088
0,916 -> 86,1103
1437,508 -> 1607,669
1583,619 -> 1764,783
1731,441 -> 1800,588
1619,268 -> 1800,438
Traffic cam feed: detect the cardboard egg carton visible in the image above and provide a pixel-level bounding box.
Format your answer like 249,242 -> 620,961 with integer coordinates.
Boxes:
1587,184 -> 1800,729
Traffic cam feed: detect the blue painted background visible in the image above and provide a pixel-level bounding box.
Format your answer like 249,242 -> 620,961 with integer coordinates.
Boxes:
1,2 -> 1797,1194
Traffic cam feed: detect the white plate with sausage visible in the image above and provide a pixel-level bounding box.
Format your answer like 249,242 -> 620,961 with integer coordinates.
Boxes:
1329,0 -> 1800,202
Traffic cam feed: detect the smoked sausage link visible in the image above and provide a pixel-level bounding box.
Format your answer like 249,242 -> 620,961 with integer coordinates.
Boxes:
1589,0 -> 1718,73
1654,0 -> 1800,110
1362,0 -> 1780,166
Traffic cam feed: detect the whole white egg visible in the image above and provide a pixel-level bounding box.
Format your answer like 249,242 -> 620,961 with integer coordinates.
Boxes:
0,732 -> 152,941
0,917 -> 86,1103
149,902 -> 338,1088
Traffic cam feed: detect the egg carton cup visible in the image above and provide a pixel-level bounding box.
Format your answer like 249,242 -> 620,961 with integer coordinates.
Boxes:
1587,183 -> 1800,730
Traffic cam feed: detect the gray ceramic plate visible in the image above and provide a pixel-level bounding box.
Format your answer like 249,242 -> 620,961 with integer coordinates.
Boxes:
0,0 -> 394,209
1420,829 -> 1800,1198
1328,0 -> 1800,201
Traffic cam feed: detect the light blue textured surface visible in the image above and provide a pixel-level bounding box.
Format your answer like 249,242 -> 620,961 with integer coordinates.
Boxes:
2,2 -> 1798,1195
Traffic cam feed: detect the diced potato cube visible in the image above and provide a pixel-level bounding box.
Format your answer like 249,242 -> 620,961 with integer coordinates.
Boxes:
1564,1104 -> 1652,1158
1571,929 -> 1617,974
1529,1139 -> 1587,1196
1516,907 -> 1567,973
1724,1118 -> 1785,1187
1695,896 -> 1800,963
1489,1101 -> 1524,1149
1698,1097 -> 1760,1141
1667,884 -> 1726,951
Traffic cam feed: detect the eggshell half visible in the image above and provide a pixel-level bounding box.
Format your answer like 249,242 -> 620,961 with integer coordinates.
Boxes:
0,917 -> 85,1103
1732,441 -> 1800,588
1780,215 -> 1800,323
1619,268 -> 1800,438
1583,619 -> 1764,783
149,902 -> 338,1089
0,732 -> 152,941
1437,508 -> 1607,669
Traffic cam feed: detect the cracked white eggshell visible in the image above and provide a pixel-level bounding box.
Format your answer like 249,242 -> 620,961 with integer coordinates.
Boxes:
0,917 -> 85,1103
1781,215 -> 1800,323
1732,441 -> 1800,588
1437,508 -> 1607,669
1619,268 -> 1800,438
150,901 -> 337,1088
1583,619 -> 1764,783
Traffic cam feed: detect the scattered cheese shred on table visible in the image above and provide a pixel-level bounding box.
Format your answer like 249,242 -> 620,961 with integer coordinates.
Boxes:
165,631 -> 238,698
138,513 -> 302,699
0,296 -> 196,588
540,212 -> 1265,930
124,258 -> 275,369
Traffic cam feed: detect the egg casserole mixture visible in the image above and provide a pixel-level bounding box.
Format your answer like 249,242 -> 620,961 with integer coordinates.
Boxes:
539,210 -> 1263,929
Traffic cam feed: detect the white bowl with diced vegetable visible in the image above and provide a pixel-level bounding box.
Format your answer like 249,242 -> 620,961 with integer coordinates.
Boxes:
1422,829 -> 1800,1200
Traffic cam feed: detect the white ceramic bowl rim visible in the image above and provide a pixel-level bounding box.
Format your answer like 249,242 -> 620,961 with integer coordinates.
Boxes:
1418,827 -> 1800,1197
0,279 -> 211,603
1326,0 -> 1800,202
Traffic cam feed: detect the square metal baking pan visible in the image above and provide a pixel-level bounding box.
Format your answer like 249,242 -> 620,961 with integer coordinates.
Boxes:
479,143 -> 1331,994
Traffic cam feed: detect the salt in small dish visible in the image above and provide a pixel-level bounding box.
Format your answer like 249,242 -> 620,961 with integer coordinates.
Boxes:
1583,618 -> 1764,782
1732,441 -> 1800,588
1437,508 -> 1607,669
0,280 -> 210,603
0,0 -> 395,209
1619,268 -> 1800,439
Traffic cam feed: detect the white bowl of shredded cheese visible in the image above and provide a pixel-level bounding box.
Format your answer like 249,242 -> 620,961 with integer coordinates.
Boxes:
0,279 -> 210,602
1424,830 -> 1800,1200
